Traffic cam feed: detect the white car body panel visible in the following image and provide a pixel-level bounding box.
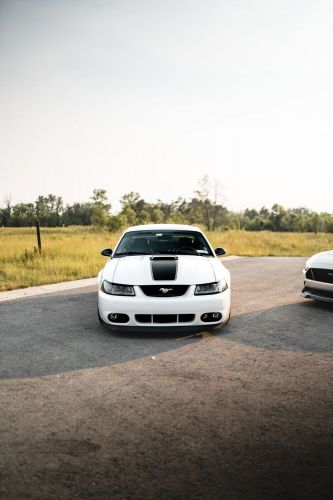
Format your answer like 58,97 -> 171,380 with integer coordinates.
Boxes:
302,250 -> 333,303
102,255 -> 217,286
98,224 -> 231,327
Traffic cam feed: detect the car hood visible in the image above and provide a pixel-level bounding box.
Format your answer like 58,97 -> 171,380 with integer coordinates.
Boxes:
307,250 -> 333,269
101,255 -> 225,285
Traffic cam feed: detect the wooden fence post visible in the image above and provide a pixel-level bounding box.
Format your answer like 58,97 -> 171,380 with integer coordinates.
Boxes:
35,220 -> 42,254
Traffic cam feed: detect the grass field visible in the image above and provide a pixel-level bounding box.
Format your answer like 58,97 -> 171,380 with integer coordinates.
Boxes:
0,226 -> 332,291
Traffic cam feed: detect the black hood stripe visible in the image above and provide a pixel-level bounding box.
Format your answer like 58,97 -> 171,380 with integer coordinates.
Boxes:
151,259 -> 177,280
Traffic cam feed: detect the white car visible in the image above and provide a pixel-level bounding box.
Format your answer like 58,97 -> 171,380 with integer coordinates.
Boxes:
302,250 -> 333,303
98,224 -> 231,328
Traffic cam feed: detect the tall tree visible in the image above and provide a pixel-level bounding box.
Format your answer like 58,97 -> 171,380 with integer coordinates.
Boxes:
90,189 -> 111,227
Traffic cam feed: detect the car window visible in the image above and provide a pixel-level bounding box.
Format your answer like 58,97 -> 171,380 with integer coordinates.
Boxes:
114,231 -> 213,256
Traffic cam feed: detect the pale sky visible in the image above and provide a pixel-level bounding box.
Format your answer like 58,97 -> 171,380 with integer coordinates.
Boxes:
0,0 -> 332,213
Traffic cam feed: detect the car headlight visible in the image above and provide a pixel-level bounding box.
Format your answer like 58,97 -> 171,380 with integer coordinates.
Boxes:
102,280 -> 135,296
194,280 -> 228,295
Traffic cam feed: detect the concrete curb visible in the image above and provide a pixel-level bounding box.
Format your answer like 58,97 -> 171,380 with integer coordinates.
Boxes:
0,278 -> 98,302
0,256 -> 243,302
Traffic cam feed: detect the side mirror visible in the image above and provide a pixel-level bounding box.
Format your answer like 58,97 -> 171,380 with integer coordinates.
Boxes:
101,248 -> 113,257
215,247 -> 226,256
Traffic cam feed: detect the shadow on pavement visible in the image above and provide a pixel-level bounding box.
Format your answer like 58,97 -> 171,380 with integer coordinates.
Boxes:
220,298 -> 333,353
1,289 -> 332,379
0,291 -> 201,379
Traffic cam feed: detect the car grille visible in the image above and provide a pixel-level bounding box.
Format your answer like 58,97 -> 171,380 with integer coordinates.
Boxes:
306,268 -> 333,284
135,314 -> 195,324
140,285 -> 189,297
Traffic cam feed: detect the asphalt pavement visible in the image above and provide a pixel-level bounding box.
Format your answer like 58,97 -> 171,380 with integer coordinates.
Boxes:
0,257 -> 332,499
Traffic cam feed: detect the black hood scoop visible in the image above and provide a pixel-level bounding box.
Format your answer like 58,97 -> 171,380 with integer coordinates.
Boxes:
150,256 -> 178,281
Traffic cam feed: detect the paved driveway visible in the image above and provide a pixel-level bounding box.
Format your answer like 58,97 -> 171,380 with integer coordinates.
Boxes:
1,257 -> 331,379
0,257 -> 332,499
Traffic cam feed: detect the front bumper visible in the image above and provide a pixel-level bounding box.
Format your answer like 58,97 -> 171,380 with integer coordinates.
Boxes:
302,285 -> 333,303
98,285 -> 231,327
302,276 -> 333,303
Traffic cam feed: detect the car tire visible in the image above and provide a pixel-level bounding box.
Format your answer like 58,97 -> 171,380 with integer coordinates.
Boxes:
225,309 -> 231,325
98,308 -> 105,324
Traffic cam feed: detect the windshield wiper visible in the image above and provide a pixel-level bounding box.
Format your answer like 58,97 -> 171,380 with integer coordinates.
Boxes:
154,250 -> 198,256
114,251 -> 151,257
175,251 -> 199,255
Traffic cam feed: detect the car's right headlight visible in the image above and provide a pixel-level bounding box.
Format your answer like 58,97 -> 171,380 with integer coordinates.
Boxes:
194,280 -> 228,295
102,280 -> 135,296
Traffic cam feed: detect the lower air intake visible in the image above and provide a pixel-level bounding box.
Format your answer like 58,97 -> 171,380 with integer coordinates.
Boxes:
135,314 -> 195,324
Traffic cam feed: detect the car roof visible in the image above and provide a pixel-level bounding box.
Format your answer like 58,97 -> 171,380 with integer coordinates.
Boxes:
124,224 -> 204,233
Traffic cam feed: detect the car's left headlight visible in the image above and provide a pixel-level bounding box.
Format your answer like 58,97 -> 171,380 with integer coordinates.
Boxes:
102,280 -> 135,296
194,280 -> 228,295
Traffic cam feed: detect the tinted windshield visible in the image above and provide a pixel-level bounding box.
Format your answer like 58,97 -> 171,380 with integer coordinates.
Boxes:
114,230 -> 213,257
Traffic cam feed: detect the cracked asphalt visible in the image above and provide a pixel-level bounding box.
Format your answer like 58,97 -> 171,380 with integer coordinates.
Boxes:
0,257 -> 332,499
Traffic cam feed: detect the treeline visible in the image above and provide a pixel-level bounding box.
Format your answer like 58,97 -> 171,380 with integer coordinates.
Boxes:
1,188 -> 332,233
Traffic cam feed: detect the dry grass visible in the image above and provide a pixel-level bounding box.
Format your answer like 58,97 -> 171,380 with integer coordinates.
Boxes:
0,227 -> 332,291
0,227 -> 120,292
209,230 -> 333,257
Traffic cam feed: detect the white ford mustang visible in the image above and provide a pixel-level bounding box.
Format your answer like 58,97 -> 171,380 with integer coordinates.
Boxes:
302,250 -> 333,303
98,224 -> 231,328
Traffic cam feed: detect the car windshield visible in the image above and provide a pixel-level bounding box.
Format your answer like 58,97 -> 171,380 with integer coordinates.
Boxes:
114,230 -> 213,257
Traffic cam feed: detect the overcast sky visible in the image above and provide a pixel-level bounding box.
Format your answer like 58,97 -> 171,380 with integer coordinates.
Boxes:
0,0 -> 332,213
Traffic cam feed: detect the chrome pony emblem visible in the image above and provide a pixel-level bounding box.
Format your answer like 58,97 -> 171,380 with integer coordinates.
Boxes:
159,287 -> 173,294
